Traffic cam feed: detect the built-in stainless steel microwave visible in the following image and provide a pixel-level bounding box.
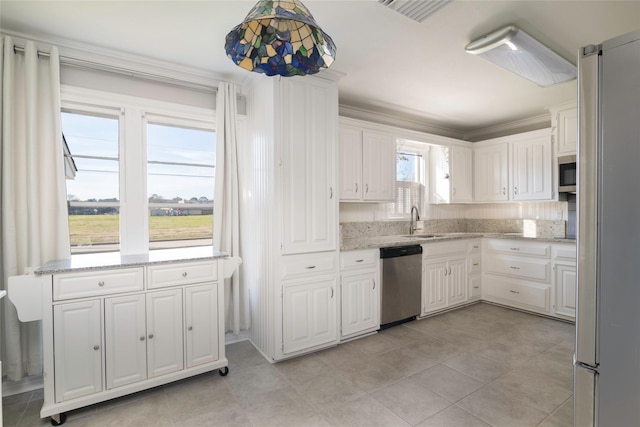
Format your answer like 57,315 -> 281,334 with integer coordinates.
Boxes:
558,155 -> 577,193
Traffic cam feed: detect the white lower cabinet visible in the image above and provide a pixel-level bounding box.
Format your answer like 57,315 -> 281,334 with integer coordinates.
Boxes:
104,294 -> 147,390
43,259 -> 227,422
53,300 -> 102,403
554,263 -> 576,319
423,260 -> 448,314
422,241 -> 470,316
184,284 -> 219,368
282,277 -> 338,354
146,289 -> 184,378
339,249 -> 380,339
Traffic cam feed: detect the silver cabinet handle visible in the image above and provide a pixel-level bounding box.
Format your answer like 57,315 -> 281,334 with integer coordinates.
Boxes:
329,187 -> 333,199
182,272 -> 188,277
502,187 -> 506,195
330,287 -> 334,298
509,289 -> 520,294
148,334 -> 154,339
510,247 -> 520,251
93,345 -> 100,351
188,326 -> 193,331
98,281 -> 105,287
305,266 -> 316,269
372,279 -> 376,290
514,187 -> 518,195
365,184 -> 369,193
140,336 -> 145,341
510,266 -> 520,270
473,263 -> 480,266
355,183 -> 358,193
448,267 -> 452,275
473,286 -> 480,289
355,259 -> 364,263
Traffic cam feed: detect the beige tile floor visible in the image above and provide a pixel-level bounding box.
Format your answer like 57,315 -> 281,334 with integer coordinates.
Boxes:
3,303 -> 575,427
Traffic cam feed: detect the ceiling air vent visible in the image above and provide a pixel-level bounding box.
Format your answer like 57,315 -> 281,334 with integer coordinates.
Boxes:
378,0 -> 451,23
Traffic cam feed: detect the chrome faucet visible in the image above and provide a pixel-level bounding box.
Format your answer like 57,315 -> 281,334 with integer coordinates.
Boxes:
410,205 -> 420,235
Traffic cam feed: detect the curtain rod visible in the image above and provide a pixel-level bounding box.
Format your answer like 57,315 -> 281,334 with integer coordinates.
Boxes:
12,44 -> 218,94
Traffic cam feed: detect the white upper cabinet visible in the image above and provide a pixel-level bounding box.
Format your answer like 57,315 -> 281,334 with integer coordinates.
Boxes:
338,123 -> 396,202
451,145 -> 473,203
511,131 -> 553,201
473,142 -> 509,202
474,128 -> 553,202
338,126 -> 363,200
550,103 -> 578,156
281,77 -> 338,254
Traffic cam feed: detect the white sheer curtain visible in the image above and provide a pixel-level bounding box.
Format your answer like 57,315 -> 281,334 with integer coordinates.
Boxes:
214,82 -> 248,334
1,37 -> 70,381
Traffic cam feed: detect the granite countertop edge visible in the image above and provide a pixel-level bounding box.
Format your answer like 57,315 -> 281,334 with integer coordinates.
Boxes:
36,247 -> 229,275
341,233 -> 576,251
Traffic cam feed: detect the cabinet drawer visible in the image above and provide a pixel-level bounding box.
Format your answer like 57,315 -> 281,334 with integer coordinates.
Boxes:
147,261 -> 217,289
280,252 -> 337,280
483,277 -> 550,312
485,256 -> 550,282
552,244 -> 576,261
469,275 -> 481,298
54,268 -> 144,301
486,240 -> 550,258
340,249 -> 378,270
468,240 -> 481,253
422,241 -> 467,258
468,256 -> 482,274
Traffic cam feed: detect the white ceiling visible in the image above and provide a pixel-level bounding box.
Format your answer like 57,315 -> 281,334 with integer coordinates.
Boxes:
2,0 -> 640,137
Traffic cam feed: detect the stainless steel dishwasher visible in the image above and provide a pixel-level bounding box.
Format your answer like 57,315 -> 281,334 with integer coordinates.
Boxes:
380,245 -> 423,328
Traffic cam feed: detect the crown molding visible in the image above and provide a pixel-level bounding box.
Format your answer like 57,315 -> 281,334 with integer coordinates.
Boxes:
463,113 -> 552,142
338,104 -> 465,140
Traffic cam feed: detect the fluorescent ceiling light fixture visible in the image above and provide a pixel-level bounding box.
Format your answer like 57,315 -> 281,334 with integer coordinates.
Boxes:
465,25 -> 576,87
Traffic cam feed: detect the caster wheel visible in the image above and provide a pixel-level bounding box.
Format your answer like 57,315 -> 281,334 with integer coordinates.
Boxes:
50,413 -> 67,426
219,366 -> 229,376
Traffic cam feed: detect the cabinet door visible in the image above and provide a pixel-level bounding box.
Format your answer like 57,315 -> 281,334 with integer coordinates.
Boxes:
447,257 -> 468,305
341,269 -> 379,337
473,143 -> 509,201
451,146 -> 473,203
339,126 -> 362,201
184,284 -> 219,368
431,145 -> 450,204
146,289 -> 184,378
511,136 -> 553,201
53,300 -> 102,402
422,261 -> 447,314
362,130 -> 396,201
554,263 -> 576,318
556,108 -> 578,156
105,294 -> 147,389
281,77 -> 337,254
282,277 -> 338,354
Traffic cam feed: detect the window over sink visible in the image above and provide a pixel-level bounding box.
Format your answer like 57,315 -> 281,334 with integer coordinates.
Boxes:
386,139 -> 428,218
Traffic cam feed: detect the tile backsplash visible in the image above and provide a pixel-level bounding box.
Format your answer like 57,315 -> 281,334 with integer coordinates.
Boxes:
340,218 -> 566,240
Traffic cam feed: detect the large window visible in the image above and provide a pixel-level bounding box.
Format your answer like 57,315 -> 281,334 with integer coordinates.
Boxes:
147,121 -> 215,250
61,88 -> 216,254
387,140 -> 427,218
62,110 -> 121,252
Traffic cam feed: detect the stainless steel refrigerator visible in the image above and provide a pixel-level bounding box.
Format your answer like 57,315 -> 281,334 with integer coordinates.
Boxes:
575,28 -> 640,426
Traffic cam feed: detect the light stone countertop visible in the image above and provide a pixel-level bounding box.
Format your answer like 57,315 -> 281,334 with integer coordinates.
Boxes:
35,246 -> 228,275
341,232 -> 576,251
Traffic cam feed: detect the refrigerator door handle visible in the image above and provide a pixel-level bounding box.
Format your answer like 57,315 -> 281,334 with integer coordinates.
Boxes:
576,45 -> 601,368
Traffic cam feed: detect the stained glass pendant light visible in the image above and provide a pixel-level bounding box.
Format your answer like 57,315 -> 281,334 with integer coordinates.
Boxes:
224,0 -> 336,77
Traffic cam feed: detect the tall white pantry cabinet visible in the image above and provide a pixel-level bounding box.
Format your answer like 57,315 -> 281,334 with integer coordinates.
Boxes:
244,72 -> 340,362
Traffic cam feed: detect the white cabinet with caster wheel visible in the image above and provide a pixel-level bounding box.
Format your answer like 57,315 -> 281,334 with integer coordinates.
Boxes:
7,250 -> 235,426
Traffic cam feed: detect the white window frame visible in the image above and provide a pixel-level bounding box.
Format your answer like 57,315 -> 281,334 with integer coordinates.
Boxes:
61,85 -> 218,255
